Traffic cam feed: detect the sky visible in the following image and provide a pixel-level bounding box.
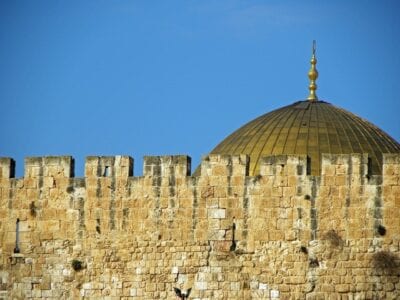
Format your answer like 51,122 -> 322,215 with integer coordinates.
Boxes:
1,0 -> 400,177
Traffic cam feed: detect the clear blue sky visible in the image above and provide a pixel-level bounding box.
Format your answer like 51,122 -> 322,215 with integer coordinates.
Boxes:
1,0 -> 399,176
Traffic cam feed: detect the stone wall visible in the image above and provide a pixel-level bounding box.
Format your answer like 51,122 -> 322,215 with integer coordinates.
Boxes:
0,153 -> 399,299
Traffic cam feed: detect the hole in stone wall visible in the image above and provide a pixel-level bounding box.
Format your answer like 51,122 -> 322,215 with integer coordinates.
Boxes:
306,156 -> 311,175
71,259 -> 84,271
230,221 -> 236,252
376,225 -> 386,236
29,201 -> 36,217
14,218 -> 20,254
300,246 -> 308,254
96,219 -> 101,234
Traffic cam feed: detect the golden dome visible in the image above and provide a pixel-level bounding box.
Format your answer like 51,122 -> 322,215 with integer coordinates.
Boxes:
206,42 -> 400,175
210,100 -> 400,175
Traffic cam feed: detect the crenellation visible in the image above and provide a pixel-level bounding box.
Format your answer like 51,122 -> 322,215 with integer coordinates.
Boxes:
143,155 -> 191,179
0,153 -> 399,298
383,153 -> 400,165
24,156 -> 74,178
85,155 -> 133,178
260,155 -> 309,178
199,154 -> 249,179
0,158 -> 15,179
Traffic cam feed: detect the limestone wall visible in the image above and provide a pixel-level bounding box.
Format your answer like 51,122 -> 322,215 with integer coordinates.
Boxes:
0,153 -> 399,299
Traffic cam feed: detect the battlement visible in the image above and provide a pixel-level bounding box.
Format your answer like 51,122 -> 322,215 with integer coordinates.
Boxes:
259,155 -> 309,176
0,152 -> 399,299
26,156 -> 75,178
200,154 -> 249,177
0,157 -> 15,178
0,153 -> 398,180
143,155 -> 190,177
85,156 -> 133,177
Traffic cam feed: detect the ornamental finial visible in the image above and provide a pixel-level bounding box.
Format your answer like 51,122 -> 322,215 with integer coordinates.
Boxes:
307,40 -> 318,101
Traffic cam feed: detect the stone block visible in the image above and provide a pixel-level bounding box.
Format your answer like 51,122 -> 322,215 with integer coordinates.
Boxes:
335,284 -> 350,293
384,175 -> 399,186
25,156 -> 74,178
335,175 -> 347,186
270,289 -> 279,298
272,187 -> 283,197
383,153 -> 400,165
157,156 -> 191,177
208,209 -> 226,219
195,281 -> 207,290
0,158 -> 15,179
85,156 -> 133,178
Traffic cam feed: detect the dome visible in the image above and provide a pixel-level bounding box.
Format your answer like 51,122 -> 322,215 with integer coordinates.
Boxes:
210,100 -> 400,175
208,42 -> 400,176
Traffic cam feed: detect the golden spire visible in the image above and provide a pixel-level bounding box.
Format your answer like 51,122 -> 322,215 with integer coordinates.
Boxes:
307,40 -> 318,101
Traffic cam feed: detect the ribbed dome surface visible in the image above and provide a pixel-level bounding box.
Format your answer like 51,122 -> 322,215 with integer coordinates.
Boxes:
210,100 -> 400,175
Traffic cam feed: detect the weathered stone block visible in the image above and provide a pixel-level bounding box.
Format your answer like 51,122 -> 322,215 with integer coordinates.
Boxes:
25,156 -> 74,178
0,158 -> 15,179
208,208 -> 226,219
